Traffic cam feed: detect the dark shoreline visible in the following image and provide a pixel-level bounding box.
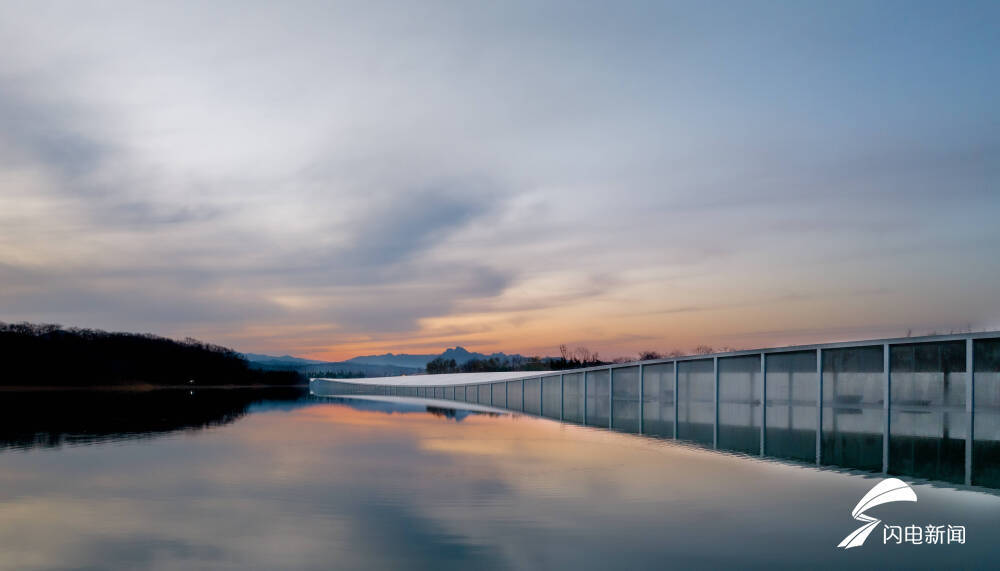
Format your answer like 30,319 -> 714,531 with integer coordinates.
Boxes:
0,384 -> 311,392
0,386 -> 313,452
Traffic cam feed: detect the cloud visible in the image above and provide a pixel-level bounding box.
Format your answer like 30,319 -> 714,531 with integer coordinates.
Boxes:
340,186 -> 496,267
0,79 -> 111,176
0,1 -> 998,357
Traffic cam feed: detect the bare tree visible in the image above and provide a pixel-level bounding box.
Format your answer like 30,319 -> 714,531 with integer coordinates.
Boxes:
559,344 -> 572,361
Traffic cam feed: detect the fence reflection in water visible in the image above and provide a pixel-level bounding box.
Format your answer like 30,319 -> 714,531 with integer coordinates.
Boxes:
312,333 -> 1000,489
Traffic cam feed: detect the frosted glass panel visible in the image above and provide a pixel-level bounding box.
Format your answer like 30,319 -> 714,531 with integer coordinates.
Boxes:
524,378 -> 541,415
563,373 -> 584,423
888,341 -> 966,483
492,382 -> 506,408
585,370 -> 610,427
542,376 -> 561,419
974,339 -> 1000,487
765,351 -> 818,462
822,346 -> 884,472
612,367 -> 640,433
677,360 -> 714,445
718,355 -> 761,454
507,380 -> 523,411
642,363 -> 675,437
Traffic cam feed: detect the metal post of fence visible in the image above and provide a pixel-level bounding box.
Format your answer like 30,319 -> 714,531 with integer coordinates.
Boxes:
538,378 -> 542,416
760,352 -> 766,457
540,377 -> 544,416
560,374 -> 565,421
609,367 -> 614,429
817,348 -> 823,466
882,343 -> 890,474
638,364 -> 644,435
713,357 -> 719,449
673,361 -> 679,439
966,338 -> 975,486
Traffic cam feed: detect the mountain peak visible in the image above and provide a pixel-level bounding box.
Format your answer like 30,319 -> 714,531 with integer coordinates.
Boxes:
344,346 -> 524,368
441,346 -> 471,356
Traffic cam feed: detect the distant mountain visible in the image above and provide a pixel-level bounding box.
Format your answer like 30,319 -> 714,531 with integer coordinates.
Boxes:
242,346 -> 530,377
341,352 -> 437,368
242,353 -> 325,366
345,346 -> 526,368
242,352 -> 423,377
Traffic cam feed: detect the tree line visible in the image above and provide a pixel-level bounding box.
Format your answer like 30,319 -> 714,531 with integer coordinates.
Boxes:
0,322 -> 303,387
426,355 -> 547,374
424,343 -> 745,374
424,345 -> 609,374
308,370 -> 367,379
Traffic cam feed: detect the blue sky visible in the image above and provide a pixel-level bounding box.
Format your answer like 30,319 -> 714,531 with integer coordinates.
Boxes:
0,1 -> 997,359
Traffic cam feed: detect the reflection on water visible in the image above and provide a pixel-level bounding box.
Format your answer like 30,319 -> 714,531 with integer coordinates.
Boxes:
0,388 -> 307,451
319,338 -> 1000,490
1,390 -> 998,570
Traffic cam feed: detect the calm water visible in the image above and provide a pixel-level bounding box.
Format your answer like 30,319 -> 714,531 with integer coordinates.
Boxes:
1,389 -> 998,570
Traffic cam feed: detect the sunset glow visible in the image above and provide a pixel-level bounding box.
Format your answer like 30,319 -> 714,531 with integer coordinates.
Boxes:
1,1 -> 997,360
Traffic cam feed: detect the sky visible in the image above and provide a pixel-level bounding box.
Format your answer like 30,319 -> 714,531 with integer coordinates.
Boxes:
0,0 -> 998,361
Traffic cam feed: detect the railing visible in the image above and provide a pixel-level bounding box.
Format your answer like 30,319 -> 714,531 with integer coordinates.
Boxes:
312,332 -> 1000,489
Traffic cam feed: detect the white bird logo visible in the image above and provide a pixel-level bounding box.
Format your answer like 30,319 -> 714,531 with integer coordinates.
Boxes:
838,478 -> 918,549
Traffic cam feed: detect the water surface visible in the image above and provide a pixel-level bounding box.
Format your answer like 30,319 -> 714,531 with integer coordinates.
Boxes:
0,390 -> 997,569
